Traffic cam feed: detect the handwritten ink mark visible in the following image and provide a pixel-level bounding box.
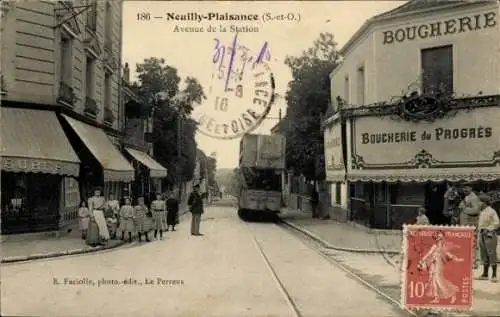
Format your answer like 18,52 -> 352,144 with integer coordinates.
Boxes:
225,32 -> 238,91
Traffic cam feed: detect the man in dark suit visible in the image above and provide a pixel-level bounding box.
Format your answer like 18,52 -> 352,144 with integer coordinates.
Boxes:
188,185 -> 204,236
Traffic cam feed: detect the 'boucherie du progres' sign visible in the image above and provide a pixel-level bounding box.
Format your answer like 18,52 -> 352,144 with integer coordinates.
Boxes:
382,11 -> 496,45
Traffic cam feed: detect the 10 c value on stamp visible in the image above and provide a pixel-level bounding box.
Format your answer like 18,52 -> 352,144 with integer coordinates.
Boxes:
401,225 -> 475,311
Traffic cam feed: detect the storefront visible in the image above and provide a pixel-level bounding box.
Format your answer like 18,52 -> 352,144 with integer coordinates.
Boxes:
60,114 -> 135,202
124,147 -> 167,200
1,108 -> 80,234
346,95 -> 500,229
323,114 -> 348,219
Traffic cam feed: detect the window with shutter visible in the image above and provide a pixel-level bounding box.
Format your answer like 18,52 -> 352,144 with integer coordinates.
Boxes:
421,45 -> 453,97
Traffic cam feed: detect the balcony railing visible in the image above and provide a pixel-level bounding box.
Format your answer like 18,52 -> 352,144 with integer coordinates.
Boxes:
103,107 -> 115,125
57,81 -> 75,107
84,96 -> 99,118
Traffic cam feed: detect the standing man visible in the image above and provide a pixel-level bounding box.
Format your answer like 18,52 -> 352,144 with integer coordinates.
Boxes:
310,185 -> 319,219
188,184 -> 204,236
476,194 -> 499,282
443,183 -> 461,225
459,183 -> 482,268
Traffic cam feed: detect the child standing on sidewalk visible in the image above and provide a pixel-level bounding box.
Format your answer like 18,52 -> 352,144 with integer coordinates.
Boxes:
78,201 -> 90,239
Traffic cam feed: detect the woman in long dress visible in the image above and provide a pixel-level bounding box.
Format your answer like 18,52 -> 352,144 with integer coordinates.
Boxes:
78,200 -> 90,239
417,231 -> 464,303
166,191 -> 180,231
88,187 -> 110,242
119,197 -> 135,242
134,197 -> 153,242
151,193 -> 167,240
86,212 -> 101,246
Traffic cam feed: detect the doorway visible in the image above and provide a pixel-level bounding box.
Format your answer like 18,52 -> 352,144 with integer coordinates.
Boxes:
425,182 -> 447,225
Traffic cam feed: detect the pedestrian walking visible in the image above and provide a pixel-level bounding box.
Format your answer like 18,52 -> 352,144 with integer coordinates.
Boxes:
459,184 -> 482,268
166,191 -> 180,231
151,193 -> 166,240
119,197 -> 135,242
78,201 -> 90,239
134,197 -> 153,242
310,186 -> 319,219
88,187 -> 110,242
476,194 -> 500,282
188,185 -> 204,236
415,207 -> 430,225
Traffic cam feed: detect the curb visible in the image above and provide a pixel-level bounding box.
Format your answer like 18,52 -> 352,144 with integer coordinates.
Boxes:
281,220 -> 401,255
1,208 -> 192,264
1,240 -> 126,264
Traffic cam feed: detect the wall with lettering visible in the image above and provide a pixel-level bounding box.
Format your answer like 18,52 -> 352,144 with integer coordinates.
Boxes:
323,121 -> 346,181
350,107 -> 500,168
375,3 -> 499,100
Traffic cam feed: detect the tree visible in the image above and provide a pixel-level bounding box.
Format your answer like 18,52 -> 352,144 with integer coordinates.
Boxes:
133,57 -> 206,185
284,32 -> 341,181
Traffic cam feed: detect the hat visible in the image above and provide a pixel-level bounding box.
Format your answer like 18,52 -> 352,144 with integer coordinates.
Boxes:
478,193 -> 491,205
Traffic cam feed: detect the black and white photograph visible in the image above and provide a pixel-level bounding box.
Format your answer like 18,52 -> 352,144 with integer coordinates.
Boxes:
1,0 -> 499,316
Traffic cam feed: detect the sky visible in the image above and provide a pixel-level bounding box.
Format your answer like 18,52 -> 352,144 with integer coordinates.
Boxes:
122,1 -> 406,169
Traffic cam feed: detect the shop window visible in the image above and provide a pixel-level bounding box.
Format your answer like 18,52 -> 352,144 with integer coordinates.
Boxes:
64,177 -> 80,207
374,183 -> 386,204
421,45 -> 453,96
335,182 -> 341,205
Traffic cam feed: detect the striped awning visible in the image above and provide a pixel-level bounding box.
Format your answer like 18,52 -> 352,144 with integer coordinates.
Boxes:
0,108 -> 80,176
61,114 -> 135,182
125,147 -> 167,178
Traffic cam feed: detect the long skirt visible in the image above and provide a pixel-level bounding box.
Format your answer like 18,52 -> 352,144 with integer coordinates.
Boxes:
93,209 -> 110,240
153,211 -> 166,231
119,218 -> 135,234
86,219 -> 101,246
79,217 -> 90,231
167,210 -> 178,226
135,216 -> 154,232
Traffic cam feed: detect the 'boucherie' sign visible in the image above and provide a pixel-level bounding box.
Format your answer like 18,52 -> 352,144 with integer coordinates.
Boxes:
382,11 -> 496,45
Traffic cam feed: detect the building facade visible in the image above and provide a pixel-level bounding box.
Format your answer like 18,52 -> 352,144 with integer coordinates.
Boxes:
326,0 -> 500,228
121,63 -> 167,202
0,1 -> 134,234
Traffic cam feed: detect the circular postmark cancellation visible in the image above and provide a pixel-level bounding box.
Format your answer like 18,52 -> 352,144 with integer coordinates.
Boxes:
192,36 -> 276,140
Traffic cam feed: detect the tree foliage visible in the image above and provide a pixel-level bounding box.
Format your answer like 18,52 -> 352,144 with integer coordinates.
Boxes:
133,57 -> 206,184
284,33 -> 341,180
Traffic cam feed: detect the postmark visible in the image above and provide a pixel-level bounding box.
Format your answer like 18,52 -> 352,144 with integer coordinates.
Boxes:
401,225 -> 475,312
192,33 -> 275,139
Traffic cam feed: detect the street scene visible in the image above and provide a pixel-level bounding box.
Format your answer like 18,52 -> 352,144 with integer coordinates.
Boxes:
1,0 -> 500,316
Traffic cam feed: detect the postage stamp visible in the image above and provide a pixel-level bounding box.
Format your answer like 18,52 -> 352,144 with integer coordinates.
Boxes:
191,33 -> 276,139
401,225 -> 475,311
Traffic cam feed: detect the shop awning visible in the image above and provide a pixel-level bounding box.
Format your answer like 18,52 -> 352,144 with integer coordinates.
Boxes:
125,147 -> 167,178
348,167 -> 500,183
0,108 -> 80,176
61,114 -> 134,182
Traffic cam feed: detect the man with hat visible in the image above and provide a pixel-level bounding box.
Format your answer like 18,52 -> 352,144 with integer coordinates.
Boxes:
458,183 -> 482,268
188,184 -> 204,236
476,193 -> 499,282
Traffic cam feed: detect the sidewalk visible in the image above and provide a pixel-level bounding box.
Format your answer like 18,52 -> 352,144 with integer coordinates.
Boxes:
1,208 -> 191,264
281,208 -> 500,317
280,208 -> 402,253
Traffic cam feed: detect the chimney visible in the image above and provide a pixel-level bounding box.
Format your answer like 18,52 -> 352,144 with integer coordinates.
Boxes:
123,63 -> 130,85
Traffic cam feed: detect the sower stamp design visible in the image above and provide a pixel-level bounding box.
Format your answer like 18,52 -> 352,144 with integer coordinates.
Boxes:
401,225 -> 475,312
192,33 -> 276,140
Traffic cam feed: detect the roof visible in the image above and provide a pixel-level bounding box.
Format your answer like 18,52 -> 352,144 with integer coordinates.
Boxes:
0,108 -> 80,176
339,0 -> 488,56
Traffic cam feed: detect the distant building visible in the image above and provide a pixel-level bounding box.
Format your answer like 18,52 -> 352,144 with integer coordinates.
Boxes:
326,0 -> 500,228
0,1 -> 134,234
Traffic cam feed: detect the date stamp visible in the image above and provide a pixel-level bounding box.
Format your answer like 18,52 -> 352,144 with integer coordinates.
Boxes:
191,33 -> 275,140
401,225 -> 475,311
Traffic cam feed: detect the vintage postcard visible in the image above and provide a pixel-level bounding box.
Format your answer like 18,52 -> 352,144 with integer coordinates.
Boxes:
1,0 -> 500,316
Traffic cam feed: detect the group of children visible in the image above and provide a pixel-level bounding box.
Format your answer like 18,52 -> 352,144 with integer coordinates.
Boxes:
78,191 -> 180,246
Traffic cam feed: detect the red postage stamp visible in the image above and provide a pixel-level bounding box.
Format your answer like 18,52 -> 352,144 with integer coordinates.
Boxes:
401,225 -> 475,311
